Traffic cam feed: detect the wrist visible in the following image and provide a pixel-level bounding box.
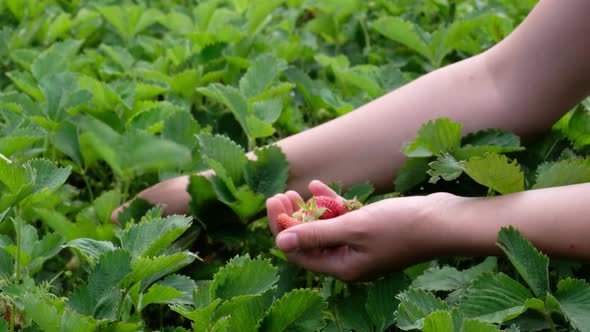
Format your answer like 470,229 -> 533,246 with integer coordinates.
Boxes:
419,193 -> 491,259
426,193 -> 504,258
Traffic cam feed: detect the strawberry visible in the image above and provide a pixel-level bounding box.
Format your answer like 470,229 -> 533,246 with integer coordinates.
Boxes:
310,196 -> 348,219
277,213 -> 301,230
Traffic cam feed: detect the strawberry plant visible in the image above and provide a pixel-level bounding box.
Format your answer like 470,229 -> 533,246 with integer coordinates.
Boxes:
1,0 -> 590,331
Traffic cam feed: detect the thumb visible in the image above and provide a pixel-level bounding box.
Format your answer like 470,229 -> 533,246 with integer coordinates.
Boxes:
276,216 -> 352,252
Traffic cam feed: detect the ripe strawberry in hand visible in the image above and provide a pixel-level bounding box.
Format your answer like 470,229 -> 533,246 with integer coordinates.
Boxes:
310,196 -> 347,219
277,213 -> 301,230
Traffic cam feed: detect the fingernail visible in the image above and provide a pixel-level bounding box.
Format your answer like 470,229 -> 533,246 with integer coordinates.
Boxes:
277,233 -> 299,252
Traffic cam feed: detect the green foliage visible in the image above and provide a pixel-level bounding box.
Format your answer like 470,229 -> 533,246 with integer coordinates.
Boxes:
3,0 -> 590,331
497,227 -> 549,299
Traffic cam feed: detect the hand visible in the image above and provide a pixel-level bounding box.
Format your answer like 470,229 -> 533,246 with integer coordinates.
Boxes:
266,180 -> 460,281
111,174 -> 193,223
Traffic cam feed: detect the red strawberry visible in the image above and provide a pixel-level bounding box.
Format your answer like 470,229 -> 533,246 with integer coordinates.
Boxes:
277,213 -> 301,230
309,196 -> 347,219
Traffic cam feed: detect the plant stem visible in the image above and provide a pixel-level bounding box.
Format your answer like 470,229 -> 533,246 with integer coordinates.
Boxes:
116,287 -> 131,321
359,15 -> 371,55
14,216 -> 22,283
545,311 -> 557,332
81,170 -> 95,203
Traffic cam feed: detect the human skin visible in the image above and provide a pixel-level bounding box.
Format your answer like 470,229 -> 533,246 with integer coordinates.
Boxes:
268,180 -> 590,281
113,0 -> 590,280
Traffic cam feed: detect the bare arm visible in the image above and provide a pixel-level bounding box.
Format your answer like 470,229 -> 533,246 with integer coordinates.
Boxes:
439,183 -> 590,261
114,0 -> 590,218
267,182 -> 590,281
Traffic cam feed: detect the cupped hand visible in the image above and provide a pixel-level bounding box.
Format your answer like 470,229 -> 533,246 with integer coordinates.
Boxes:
266,180 -> 459,281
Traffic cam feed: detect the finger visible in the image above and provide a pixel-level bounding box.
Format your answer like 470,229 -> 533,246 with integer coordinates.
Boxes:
275,194 -> 294,216
285,190 -> 304,210
275,216 -> 351,252
284,246 -> 363,280
266,196 -> 286,236
308,180 -> 342,199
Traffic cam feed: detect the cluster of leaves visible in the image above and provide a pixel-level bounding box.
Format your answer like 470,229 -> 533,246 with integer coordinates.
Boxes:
396,227 -> 590,332
2,208 -> 198,331
3,0 -> 590,331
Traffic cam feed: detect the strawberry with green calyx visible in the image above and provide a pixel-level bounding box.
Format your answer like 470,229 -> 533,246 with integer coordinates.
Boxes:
277,213 -> 302,229
295,195 -> 363,222
275,195 -> 364,230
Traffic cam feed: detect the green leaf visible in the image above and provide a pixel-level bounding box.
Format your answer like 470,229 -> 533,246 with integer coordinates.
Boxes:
459,273 -> 533,323
6,71 -> 44,101
333,286 -> 372,332
161,11 -> 195,35
334,66 -> 385,99
55,122 -> 83,166
560,105 -> 590,148
210,255 -> 278,300
93,190 -> 121,225
36,208 -> 84,241
119,215 -> 192,259
197,84 -> 249,135
463,153 -> 524,194
252,98 -> 283,124
246,0 -> 284,34
45,12 -> 73,43
120,129 -> 192,174
61,308 -> 97,332
65,238 -> 116,266
246,114 -> 276,139
244,146 -> 289,198
372,17 -> 432,61
427,153 -> 465,184
452,145 -> 525,161
423,311 -> 453,332
122,252 -> 196,288
413,257 -> 497,292
462,129 -> 522,148
259,289 -> 326,332
556,278 -> 590,332
497,227 -> 549,298
395,157 -> 431,193
68,250 -> 132,319
28,233 -> 65,273
343,182 -> 375,202
31,49 -> 68,82
40,72 -> 92,123
460,318 -> 499,332
533,158 -> 590,189
21,292 -> 61,332
395,288 -> 448,330
240,54 -> 287,99
366,273 -> 408,332
404,118 -> 463,157
412,266 -> 466,292
283,67 -> 314,106
162,110 -> 200,149
77,116 -> 192,176
198,133 -> 247,184
97,5 -> 163,41
141,284 -> 183,309
26,158 -> 71,198
155,274 -> 197,305
116,198 -> 154,227
214,294 -> 271,332
171,300 -> 221,331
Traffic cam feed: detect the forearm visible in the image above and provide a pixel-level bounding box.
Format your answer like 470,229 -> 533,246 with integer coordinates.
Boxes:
432,183 -> 590,260
280,0 -> 590,196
